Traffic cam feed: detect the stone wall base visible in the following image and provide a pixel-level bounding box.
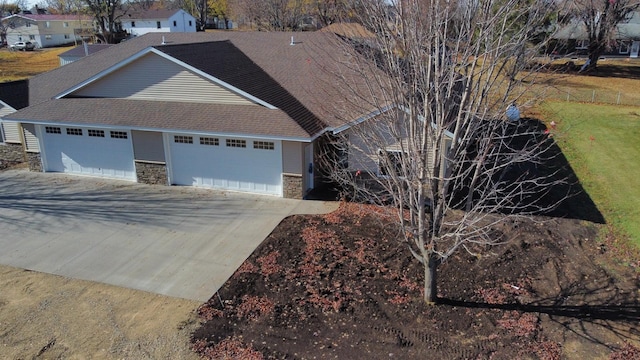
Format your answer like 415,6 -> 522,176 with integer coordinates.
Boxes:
283,173 -> 303,199
0,143 -> 25,167
135,161 -> 168,185
26,152 -> 42,172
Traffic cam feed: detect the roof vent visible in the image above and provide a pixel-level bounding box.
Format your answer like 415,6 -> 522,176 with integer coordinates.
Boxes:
290,36 -> 294,46
161,36 -> 166,45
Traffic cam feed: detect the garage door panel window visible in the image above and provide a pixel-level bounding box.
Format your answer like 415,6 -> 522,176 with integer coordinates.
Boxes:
88,129 -> 105,137
200,137 -> 219,146
226,139 -> 246,148
174,135 -> 193,144
253,141 -> 275,150
110,131 -> 128,139
45,126 -> 61,134
67,128 -> 83,136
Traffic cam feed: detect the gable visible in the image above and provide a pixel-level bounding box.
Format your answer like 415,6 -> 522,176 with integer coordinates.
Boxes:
68,52 -> 256,105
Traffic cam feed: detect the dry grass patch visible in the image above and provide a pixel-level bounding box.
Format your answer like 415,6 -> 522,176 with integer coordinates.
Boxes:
0,47 -> 72,82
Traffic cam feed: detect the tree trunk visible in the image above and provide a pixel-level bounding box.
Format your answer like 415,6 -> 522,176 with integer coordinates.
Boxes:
424,252 -> 438,304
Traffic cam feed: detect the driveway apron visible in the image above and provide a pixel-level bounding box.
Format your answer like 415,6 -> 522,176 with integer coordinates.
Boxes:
0,169 -> 337,301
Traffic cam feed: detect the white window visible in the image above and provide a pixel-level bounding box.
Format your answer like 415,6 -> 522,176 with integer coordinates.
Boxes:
131,21 -> 135,27
173,20 -> 177,27
66,128 -> 83,136
189,20 -> 192,26
45,35 -> 52,40
253,141 -> 275,150
64,34 -> 70,39
29,35 -> 35,40
200,137 -> 219,146
156,21 -> 161,29
88,129 -> 105,137
45,21 -> 50,28
174,135 -> 193,144
110,131 -> 128,139
25,22 -> 31,27
45,126 -> 61,134
226,139 -> 246,148
63,22 -> 69,27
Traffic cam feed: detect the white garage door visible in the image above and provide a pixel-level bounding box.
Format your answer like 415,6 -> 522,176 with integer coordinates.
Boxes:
169,134 -> 282,196
42,126 -> 136,181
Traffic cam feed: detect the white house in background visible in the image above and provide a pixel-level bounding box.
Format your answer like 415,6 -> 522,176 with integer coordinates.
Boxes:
1,14 -> 93,48
555,11 -> 640,57
121,9 -> 196,37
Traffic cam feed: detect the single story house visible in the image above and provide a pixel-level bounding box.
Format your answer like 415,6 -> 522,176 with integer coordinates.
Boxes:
58,43 -> 114,65
1,14 -> 93,48
554,11 -> 640,57
1,32 -> 388,198
120,9 -> 197,38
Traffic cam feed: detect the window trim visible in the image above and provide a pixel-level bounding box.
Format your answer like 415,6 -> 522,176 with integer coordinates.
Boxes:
200,137 -> 219,146
226,138 -> 247,148
88,129 -> 105,137
66,128 -> 83,136
110,131 -> 128,139
174,135 -> 194,144
45,126 -> 61,134
253,141 -> 275,150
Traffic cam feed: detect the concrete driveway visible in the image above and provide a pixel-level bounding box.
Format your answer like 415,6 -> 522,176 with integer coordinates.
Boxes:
0,169 -> 338,301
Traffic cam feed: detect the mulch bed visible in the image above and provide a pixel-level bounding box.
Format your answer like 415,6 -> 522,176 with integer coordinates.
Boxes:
192,203 -> 640,359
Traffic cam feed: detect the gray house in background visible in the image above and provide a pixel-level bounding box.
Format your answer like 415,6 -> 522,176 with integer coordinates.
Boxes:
1,32 -> 386,199
59,44 -> 114,66
555,11 -> 640,57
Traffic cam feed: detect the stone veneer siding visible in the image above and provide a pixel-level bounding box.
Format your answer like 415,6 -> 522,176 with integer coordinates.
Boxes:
135,161 -> 168,185
0,143 -> 25,165
27,152 -> 42,172
283,173 -> 303,199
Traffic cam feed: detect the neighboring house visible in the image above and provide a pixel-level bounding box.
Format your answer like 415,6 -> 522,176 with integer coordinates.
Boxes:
59,43 -> 114,65
1,14 -> 93,48
0,80 -> 28,145
554,11 -> 640,57
121,9 -> 196,37
2,32 -> 387,199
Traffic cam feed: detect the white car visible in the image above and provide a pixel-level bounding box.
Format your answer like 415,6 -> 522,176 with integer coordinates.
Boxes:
10,41 -> 35,51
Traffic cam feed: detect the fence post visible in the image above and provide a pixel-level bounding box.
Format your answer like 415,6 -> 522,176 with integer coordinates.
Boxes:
566,90 -> 570,102
617,91 -> 621,105
592,90 -> 596,102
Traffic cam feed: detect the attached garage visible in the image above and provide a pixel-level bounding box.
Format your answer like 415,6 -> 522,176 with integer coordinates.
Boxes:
168,133 -> 283,196
41,125 -> 136,181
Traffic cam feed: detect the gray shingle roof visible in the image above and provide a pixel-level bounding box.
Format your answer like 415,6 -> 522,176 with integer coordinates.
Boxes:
59,44 -> 114,58
24,32 -> 385,139
9,98 -> 310,138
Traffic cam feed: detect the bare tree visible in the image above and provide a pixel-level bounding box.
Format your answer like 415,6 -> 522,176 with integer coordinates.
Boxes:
40,0 -> 84,14
569,0 -> 640,70
83,0 -> 129,43
319,0 -> 564,304
229,0 -> 311,30
0,1 -> 23,45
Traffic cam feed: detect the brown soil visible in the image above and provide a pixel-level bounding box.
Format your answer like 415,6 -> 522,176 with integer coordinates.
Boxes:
193,203 -> 640,359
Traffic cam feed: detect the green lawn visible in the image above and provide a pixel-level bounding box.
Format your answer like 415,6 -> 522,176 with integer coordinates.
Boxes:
543,101 -> 640,246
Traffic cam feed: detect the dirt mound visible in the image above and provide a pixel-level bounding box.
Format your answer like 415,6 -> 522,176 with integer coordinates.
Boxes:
193,203 -> 640,359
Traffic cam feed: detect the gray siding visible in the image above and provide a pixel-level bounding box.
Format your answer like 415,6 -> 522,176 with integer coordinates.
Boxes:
282,141 -> 303,175
22,123 -> 40,152
132,130 -> 165,162
71,53 -> 256,105
0,121 -> 21,143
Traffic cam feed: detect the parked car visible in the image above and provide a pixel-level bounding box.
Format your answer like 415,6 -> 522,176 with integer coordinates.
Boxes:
10,41 -> 35,51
